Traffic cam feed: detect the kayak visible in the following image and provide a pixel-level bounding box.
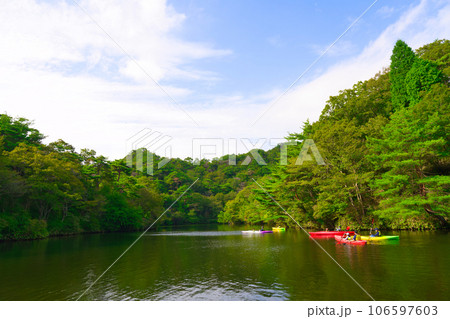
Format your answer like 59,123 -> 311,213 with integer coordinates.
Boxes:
360,235 -> 399,241
309,231 -> 355,237
334,235 -> 367,245
241,230 -> 273,234
272,227 -> 285,231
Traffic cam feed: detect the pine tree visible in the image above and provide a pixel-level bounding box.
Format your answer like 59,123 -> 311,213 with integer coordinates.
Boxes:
369,84 -> 449,227
390,40 -> 416,110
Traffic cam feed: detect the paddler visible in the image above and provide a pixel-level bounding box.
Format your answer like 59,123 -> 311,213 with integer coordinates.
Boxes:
370,228 -> 380,237
351,230 -> 360,241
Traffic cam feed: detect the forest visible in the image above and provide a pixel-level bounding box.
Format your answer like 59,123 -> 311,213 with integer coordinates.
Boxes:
0,39 -> 449,240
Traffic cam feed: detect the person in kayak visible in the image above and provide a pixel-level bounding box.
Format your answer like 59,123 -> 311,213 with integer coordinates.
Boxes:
260,226 -> 264,231
344,231 -> 354,241
351,230 -> 360,241
370,228 -> 380,237
336,226 -> 341,231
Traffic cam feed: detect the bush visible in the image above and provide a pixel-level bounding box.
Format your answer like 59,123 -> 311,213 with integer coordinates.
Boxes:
0,214 -> 48,240
27,219 -> 49,239
47,214 -> 82,235
101,192 -> 143,231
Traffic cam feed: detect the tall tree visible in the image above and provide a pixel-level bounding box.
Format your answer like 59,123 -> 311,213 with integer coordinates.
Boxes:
369,84 -> 449,227
390,40 -> 416,110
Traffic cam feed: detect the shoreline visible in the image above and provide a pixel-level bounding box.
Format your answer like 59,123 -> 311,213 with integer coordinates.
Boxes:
1,223 -> 448,243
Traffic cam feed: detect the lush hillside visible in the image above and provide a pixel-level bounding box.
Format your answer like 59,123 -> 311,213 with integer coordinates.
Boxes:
219,39 -> 450,230
1,39 -> 449,240
0,117 -> 280,240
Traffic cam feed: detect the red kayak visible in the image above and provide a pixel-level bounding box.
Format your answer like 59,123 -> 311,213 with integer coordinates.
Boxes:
309,231 -> 355,237
334,235 -> 367,245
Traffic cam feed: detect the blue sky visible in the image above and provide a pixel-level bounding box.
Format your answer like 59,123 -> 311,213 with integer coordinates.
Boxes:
0,0 -> 449,159
164,0 -> 415,99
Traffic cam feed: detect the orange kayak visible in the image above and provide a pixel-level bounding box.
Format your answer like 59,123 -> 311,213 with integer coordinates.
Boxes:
334,235 -> 367,245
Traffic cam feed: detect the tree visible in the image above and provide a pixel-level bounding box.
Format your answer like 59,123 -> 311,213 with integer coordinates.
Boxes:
405,58 -> 443,105
369,84 -> 449,227
321,70 -> 392,124
416,39 -> 450,78
102,191 -> 143,231
0,114 -> 44,151
223,39 -> 449,230
390,40 -> 417,110
6,143 -> 85,221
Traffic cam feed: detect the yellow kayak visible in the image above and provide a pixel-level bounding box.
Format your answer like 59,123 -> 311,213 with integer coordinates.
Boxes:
360,235 -> 399,241
272,227 -> 286,231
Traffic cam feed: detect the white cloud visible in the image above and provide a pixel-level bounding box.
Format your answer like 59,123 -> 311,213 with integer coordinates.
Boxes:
244,0 -> 450,143
309,39 -> 358,58
1,0 -> 449,161
0,0 -> 230,158
0,0 -> 230,82
376,6 -> 396,18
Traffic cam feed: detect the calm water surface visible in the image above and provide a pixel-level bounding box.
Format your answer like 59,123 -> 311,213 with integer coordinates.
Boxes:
0,225 -> 448,300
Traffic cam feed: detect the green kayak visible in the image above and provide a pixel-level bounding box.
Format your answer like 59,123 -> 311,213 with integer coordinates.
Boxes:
360,235 -> 399,241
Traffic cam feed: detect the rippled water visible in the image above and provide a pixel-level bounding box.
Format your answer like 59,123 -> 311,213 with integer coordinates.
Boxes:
0,225 -> 448,300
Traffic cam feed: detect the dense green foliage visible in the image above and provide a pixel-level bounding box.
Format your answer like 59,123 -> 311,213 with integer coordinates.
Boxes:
220,39 -> 449,230
0,114 -> 279,240
1,39 -> 449,240
369,83 -> 449,225
416,39 -> 450,78
390,40 -> 417,110
405,59 -> 443,105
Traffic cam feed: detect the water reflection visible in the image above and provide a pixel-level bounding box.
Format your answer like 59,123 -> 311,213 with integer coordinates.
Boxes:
1,229 -> 449,300
146,231 -> 242,237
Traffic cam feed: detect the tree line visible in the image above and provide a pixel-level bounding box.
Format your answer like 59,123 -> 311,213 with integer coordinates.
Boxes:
0,113 -> 280,240
219,39 -> 449,230
1,39 -> 448,240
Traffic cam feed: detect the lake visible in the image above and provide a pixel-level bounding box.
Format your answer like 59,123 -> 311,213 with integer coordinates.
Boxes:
0,225 -> 448,300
